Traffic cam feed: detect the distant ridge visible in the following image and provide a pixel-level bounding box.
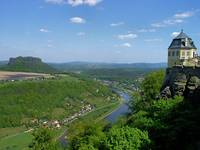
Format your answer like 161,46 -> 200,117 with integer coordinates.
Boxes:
1,56 -> 57,73
0,61 -> 8,67
49,62 -> 167,71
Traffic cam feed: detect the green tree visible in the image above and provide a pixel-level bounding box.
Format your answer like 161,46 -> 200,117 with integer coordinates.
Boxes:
141,70 -> 165,101
103,126 -> 150,150
31,127 -> 58,150
70,123 -> 106,150
129,70 -> 165,112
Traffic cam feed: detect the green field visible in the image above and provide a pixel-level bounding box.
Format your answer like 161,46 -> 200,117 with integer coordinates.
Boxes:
0,131 -> 32,150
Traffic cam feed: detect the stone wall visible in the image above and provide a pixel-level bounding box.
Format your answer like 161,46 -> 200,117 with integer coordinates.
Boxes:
160,66 -> 200,101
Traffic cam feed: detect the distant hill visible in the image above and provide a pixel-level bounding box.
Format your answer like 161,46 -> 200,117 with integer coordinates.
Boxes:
1,56 -> 57,73
49,62 -> 167,71
0,61 -> 8,67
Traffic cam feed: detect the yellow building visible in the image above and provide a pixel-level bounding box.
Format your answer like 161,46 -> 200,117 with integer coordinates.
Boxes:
168,30 -> 198,68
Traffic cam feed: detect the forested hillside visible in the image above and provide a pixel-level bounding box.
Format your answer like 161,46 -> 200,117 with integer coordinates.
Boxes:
0,74 -> 118,128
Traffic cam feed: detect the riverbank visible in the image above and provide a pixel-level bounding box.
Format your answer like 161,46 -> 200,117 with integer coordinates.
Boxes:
95,97 -> 124,122
59,91 -> 132,148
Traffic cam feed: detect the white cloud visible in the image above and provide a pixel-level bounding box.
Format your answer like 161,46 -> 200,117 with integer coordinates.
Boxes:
40,28 -> 50,33
144,38 -> 162,42
151,10 -> 196,28
45,0 -> 103,6
138,28 -> 156,33
45,0 -> 66,4
77,32 -> 86,36
68,0 -> 102,6
70,17 -> 86,24
151,18 -> 184,28
163,19 -> 184,25
118,33 -> 138,40
110,22 -> 124,27
121,43 -> 132,47
174,11 -> 194,19
171,32 -> 180,38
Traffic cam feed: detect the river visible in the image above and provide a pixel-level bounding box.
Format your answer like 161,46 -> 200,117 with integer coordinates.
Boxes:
105,91 -> 131,123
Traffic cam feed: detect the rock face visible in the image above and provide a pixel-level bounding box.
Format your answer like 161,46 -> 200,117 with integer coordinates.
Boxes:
160,66 -> 200,101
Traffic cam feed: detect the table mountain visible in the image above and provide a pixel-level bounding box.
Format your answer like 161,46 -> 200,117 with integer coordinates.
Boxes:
1,56 -> 57,73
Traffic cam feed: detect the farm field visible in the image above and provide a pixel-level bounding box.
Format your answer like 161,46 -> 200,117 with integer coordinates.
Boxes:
0,71 -> 53,81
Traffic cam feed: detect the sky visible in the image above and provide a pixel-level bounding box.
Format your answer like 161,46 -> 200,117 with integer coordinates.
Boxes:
0,0 -> 200,63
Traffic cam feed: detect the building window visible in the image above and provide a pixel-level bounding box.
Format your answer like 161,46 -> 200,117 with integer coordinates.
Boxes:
187,51 -> 190,57
182,51 -> 185,56
172,51 -> 175,56
168,51 -> 171,56
176,51 -> 179,57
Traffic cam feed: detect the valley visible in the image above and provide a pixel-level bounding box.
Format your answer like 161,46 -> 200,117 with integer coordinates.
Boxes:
0,70 -> 123,150
0,65 -> 148,150
0,57 -> 165,150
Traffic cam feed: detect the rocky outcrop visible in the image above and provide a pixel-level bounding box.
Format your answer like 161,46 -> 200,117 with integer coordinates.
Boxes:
4,56 -> 57,73
8,56 -> 42,66
160,66 -> 200,101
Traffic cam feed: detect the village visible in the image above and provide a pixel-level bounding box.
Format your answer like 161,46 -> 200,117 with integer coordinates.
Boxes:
26,103 -> 93,132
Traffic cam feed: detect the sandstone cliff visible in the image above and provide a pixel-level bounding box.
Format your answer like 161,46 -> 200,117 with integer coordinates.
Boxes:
160,66 -> 200,101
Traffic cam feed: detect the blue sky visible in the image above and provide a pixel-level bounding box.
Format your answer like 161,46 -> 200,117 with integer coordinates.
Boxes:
0,0 -> 200,63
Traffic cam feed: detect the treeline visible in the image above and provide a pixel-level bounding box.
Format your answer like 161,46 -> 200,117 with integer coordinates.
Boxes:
0,75 -> 117,128
64,70 -> 200,150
